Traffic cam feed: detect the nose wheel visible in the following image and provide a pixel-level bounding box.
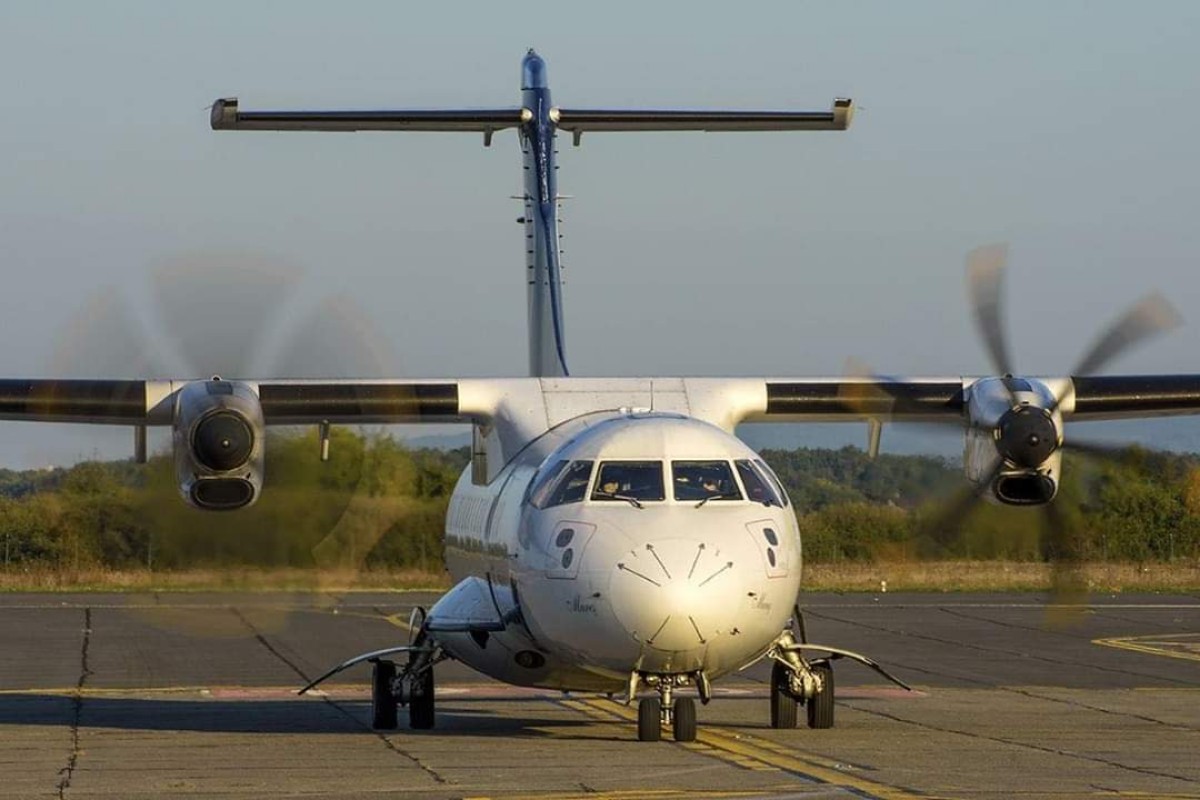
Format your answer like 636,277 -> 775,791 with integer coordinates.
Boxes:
635,678 -> 700,742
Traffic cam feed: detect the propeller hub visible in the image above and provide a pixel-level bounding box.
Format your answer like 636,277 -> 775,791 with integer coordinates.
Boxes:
996,406 -> 1058,468
192,411 -> 255,472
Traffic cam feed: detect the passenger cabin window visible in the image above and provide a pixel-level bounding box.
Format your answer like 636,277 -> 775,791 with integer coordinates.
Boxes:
529,460 -> 594,509
592,461 -> 665,502
736,459 -> 782,507
672,460 -> 741,501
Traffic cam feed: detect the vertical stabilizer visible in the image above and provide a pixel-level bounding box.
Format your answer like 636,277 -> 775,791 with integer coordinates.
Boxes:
520,50 -> 570,377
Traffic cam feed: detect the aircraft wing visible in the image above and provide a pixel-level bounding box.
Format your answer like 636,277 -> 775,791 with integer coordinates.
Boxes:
0,379 -> 465,426
741,375 -> 1200,423
210,99 -> 528,135
5,375 -> 1200,428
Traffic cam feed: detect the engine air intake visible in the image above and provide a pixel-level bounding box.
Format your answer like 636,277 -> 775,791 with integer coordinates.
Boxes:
191,477 -> 256,510
993,473 -> 1056,506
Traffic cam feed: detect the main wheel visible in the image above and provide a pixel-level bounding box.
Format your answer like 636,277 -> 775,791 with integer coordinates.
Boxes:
806,661 -> 834,729
371,660 -> 398,730
770,662 -> 798,729
637,697 -> 662,742
409,666 -> 436,730
672,697 -> 697,742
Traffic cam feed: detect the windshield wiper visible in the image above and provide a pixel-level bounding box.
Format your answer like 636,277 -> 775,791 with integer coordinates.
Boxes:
694,493 -> 740,508
594,491 -> 644,509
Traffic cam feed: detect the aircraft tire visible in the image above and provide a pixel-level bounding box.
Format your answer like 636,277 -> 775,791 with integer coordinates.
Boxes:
409,667 -> 436,730
806,661 -> 834,729
770,662 -> 798,729
371,660 -> 398,730
637,697 -> 662,742
672,697 -> 697,742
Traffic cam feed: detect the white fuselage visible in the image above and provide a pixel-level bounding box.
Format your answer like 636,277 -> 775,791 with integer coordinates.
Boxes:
431,412 -> 801,692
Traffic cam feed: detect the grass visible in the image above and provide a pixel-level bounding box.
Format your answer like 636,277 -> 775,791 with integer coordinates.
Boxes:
800,559 -> 1200,593
0,566 -> 450,593
1,561 -> 1198,593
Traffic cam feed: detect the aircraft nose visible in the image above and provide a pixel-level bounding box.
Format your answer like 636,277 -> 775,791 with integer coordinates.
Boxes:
609,539 -> 741,652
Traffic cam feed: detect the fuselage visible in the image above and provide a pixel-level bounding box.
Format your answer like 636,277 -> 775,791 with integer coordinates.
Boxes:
425,52 -> 802,693
435,412 -> 801,692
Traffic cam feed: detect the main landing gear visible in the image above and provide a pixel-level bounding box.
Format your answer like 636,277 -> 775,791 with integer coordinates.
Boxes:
370,649 -> 438,731
369,610 -> 441,731
765,611 -> 911,731
630,671 -> 708,742
769,650 -> 835,729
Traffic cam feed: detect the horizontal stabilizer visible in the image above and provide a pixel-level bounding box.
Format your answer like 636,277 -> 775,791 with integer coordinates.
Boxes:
211,98 -> 529,135
553,98 -> 853,144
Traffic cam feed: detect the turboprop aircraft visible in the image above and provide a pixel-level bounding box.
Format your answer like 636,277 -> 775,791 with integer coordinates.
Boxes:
4,50 -> 1199,743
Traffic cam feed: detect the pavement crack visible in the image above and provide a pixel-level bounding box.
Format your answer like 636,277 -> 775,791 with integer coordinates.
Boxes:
231,606 -> 448,785
56,607 -> 92,799
841,700 -> 1200,786
807,608 -> 1196,686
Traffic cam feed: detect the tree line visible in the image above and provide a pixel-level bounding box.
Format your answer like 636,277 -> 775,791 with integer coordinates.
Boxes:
1,432 -> 1198,571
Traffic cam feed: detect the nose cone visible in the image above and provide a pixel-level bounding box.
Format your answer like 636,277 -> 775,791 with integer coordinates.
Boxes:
522,49 -> 548,89
610,539 -> 742,654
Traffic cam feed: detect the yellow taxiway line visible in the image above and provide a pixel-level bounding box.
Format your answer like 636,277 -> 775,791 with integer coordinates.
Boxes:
564,696 -> 928,800
1094,633 -> 1200,663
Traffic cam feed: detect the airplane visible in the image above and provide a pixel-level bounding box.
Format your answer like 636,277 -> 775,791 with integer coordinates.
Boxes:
3,49 -> 1198,743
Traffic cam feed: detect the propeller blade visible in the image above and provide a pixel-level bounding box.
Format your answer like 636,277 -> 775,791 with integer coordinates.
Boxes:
917,459 -> 1003,553
1071,293 -> 1181,378
269,294 -> 400,379
150,254 -> 302,379
1041,500 -> 1087,628
1060,437 -> 1135,463
966,244 -> 1014,377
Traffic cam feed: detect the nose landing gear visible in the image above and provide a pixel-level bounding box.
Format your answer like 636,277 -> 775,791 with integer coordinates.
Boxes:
631,671 -> 706,742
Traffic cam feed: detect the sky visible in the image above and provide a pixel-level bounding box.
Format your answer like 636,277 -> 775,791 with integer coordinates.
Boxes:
2,1 -> 1200,467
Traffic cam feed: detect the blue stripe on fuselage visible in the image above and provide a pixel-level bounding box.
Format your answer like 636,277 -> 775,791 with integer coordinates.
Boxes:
521,51 -> 568,377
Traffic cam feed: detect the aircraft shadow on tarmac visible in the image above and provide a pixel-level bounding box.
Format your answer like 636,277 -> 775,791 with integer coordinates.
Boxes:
0,695 -> 599,738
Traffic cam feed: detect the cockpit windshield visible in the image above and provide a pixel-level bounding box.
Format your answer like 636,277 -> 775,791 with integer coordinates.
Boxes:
735,459 -> 783,507
592,461 -> 664,502
672,460 -> 741,501
529,459 -> 594,509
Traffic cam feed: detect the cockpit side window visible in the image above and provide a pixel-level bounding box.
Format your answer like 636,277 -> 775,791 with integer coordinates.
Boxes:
672,460 -> 741,501
754,458 -> 791,507
529,460 -> 570,509
592,461 -> 665,502
545,460 -> 594,507
530,460 -> 595,509
736,459 -> 782,507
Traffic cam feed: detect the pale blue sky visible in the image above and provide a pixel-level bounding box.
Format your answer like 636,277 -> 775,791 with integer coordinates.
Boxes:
2,1 -> 1199,466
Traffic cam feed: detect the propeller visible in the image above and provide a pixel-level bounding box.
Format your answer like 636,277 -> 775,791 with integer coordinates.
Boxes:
51,252 -> 414,635
928,244 -> 1181,620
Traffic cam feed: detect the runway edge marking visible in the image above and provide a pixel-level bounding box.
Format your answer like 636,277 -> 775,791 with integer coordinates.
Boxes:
566,697 -> 929,800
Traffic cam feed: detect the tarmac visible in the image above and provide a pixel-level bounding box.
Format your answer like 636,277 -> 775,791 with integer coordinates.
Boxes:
1,590 -> 1198,799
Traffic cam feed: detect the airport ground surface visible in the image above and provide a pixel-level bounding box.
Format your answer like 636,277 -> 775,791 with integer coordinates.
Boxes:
1,591 -> 1198,800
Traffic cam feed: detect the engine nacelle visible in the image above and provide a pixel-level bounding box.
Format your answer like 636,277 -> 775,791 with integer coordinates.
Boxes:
173,379 -> 265,510
963,376 -> 1062,506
